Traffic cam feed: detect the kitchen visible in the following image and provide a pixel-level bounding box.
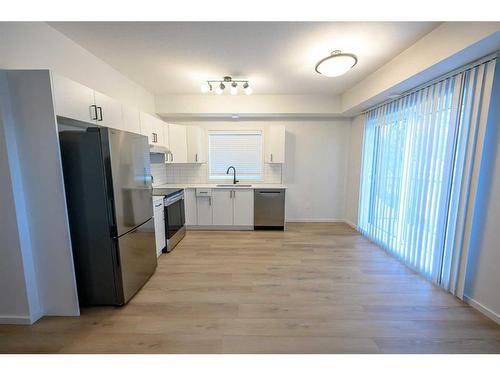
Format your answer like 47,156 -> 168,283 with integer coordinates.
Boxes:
1,19 -> 500,360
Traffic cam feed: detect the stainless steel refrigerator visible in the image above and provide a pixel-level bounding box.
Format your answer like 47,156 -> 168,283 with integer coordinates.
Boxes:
59,127 -> 157,306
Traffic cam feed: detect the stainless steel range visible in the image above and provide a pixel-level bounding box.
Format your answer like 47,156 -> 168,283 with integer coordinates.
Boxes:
163,189 -> 186,252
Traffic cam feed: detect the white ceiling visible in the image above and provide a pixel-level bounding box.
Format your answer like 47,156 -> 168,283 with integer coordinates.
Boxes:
49,22 -> 440,96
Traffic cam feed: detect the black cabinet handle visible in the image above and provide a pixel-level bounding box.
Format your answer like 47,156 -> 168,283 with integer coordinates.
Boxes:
90,105 -> 98,121
97,106 -> 103,121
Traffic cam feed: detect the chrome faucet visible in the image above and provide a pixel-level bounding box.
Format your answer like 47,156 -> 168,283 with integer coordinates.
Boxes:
226,166 -> 239,185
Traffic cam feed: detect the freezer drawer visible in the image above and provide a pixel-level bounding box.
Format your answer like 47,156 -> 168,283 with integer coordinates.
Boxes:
118,218 -> 157,303
254,189 -> 285,230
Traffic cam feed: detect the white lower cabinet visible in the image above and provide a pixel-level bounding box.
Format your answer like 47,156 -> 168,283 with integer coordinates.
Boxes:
153,198 -> 165,257
210,188 -> 254,228
184,189 -> 197,226
212,189 -> 233,226
196,196 -> 213,226
187,188 -> 255,229
233,189 -> 254,226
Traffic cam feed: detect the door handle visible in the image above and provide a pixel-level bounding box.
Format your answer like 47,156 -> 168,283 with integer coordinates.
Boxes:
208,197 -> 212,206
97,106 -> 103,121
270,153 -> 273,162
154,203 -> 162,208
195,153 -> 198,162
90,105 -> 98,121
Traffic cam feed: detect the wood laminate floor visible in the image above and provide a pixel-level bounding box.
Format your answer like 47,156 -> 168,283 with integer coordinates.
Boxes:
1,223 -> 499,353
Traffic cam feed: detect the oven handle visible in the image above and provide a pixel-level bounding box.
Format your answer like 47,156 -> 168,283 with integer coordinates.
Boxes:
164,192 -> 184,206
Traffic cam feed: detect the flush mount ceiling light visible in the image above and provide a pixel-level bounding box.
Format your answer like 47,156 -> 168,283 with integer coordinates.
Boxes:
201,76 -> 252,95
315,50 -> 358,77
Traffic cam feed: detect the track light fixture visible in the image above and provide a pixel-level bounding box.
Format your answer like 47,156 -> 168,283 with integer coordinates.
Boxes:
201,76 -> 252,95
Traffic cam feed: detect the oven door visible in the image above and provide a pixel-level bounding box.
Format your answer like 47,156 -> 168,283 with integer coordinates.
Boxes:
164,192 -> 185,241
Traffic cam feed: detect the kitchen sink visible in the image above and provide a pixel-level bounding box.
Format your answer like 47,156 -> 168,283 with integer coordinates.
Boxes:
216,184 -> 253,187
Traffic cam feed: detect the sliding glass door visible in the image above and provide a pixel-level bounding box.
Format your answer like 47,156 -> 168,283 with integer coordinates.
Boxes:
358,57 -> 497,293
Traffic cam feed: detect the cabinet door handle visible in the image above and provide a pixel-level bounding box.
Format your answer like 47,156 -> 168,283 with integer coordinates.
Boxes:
171,153 -> 174,162
90,105 -> 98,121
154,203 -> 162,208
270,153 -> 273,162
97,106 -> 103,122
208,197 -> 212,206
195,153 -> 198,162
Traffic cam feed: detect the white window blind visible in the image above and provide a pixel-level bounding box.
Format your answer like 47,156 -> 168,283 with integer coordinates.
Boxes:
208,131 -> 263,180
358,57 -> 497,296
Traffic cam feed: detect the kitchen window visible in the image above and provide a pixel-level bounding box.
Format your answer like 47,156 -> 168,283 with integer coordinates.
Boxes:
208,130 -> 263,181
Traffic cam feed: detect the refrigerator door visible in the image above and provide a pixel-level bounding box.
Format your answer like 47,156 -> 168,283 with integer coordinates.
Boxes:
117,217 -> 157,303
107,128 -> 153,237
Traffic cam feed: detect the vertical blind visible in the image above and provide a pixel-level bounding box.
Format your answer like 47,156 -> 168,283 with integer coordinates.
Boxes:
208,131 -> 263,180
358,57 -> 497,294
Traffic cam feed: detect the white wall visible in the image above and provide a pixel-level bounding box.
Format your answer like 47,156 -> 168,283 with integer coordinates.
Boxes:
171,120 -> 351,222
0,70 -> 80,324
0,71 -> 43,323
156,94 -> 342,117
341,22 -> 500,114
0,78 -> 34,323
345,114 -> 365,227
464,62 -> 500,323
0,22 -> 155,113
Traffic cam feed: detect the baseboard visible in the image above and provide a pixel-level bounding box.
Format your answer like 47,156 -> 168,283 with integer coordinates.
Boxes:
464,296 -> 500,324
343,219 -> 358,230
0,308 -> 43,325
187,225 -> 254,231
286,218 -> 346,223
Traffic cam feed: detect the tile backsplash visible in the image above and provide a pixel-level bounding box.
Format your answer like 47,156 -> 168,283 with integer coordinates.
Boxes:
152,162 -> 282,185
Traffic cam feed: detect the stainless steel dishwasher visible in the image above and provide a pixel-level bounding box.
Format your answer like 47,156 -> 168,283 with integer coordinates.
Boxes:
254,189 -> 286,230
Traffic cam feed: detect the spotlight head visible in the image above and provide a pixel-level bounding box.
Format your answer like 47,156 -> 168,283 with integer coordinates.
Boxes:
216,82 -> 225,95
243,82 -> 252,95
200,82 -> 211,93
230,82 -> 238,95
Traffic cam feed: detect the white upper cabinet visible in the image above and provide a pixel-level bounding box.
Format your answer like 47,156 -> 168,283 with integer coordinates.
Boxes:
94,91 -> 124,130
233,189 -> 254,226
140,112 -> 160,145
121,106 -> 141,134
53,75 -> 127,131
151,118 -> 166,147
163,122 -> 170,151
168,123 -> 188,163
212,189 -> 233,226
266,125 -> 286,163
186,126 -> 206,163
52,75 -> 97,124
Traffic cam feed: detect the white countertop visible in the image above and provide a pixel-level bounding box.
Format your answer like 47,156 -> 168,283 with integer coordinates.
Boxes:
153,183 -> 286,195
